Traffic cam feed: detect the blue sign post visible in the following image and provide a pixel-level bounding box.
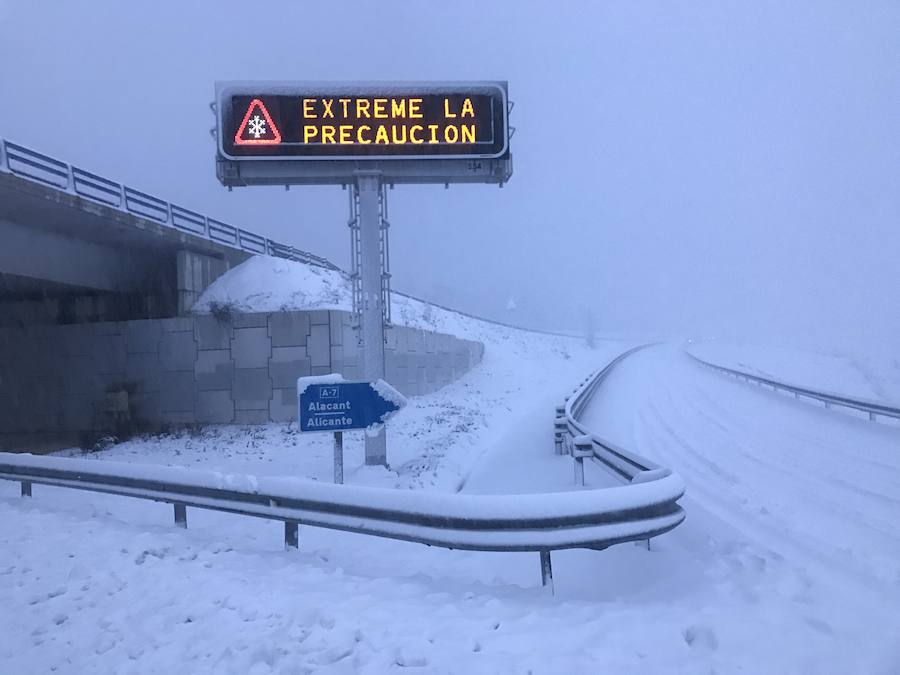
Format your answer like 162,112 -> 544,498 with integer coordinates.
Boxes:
297,376 -> 406,483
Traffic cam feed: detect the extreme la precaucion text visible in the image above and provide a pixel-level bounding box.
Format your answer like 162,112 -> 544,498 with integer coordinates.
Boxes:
300,96 -> 480,146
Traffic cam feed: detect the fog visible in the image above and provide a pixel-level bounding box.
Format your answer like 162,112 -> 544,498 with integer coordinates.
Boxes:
1,0 -> 897,357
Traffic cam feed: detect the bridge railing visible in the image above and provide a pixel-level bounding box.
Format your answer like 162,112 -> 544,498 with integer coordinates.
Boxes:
0,138 -> 339,271
686,351 -> 900,423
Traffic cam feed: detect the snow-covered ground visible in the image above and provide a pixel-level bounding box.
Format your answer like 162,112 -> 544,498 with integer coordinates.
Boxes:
688,338 -> 900,404
3,317 -> 900,671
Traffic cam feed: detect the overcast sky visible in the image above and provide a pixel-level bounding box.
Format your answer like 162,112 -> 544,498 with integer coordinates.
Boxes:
1,1 -> 897,355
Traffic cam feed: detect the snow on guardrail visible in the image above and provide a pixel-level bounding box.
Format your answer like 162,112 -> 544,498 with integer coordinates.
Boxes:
686,351 -> 900,423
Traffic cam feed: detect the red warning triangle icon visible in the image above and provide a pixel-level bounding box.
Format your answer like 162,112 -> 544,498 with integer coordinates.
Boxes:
234,98 -> 282,145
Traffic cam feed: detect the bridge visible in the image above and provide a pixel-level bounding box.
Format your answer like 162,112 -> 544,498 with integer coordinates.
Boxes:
0,139 -> 334,325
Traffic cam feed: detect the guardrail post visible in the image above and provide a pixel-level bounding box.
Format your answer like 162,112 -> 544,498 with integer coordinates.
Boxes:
553,412 -> 567,455
539,550 -> 554,594
572,435 -> 593,487
334,431 -> 344,484
284,521 -> 299,550
174,503 -> 187,528
21,481 -> 31,497
869,411 -> 876,422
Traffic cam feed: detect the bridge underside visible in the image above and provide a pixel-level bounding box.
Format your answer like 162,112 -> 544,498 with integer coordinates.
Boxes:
0,170 -> 249,324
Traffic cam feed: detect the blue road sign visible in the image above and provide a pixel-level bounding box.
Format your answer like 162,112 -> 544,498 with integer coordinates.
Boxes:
297,377 -> 406,433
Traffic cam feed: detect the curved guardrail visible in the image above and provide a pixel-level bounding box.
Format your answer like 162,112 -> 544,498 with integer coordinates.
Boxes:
686,351 -> 900,423
558,344 -> 682,481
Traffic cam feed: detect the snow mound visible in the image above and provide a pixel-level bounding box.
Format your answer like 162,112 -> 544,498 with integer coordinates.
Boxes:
194,255 -> 552,343
193,256 -> 352,315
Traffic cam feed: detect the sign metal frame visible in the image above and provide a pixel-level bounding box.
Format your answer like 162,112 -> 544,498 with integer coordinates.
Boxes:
214,81 -> 513,187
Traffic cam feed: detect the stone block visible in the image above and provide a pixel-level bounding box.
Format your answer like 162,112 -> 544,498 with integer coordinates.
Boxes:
308,324 -> 331,368
342,323 -> 357,350
29,340 -> 64,376
269,388 -> 296,422
330,311 -> 352,344
194,314 -> 232,350
60,325 -> 94,356
330,345 -> 345,365
94,321 -> 123,337
159,317 -> 194,333
386,352 -> 408,371
61,394 -> 93,431
232,368 -> 271,409
416,366 -> 427,392
231,326 -> 271,369
159,330 -> 197,371
234,312 -> 268,328
161,411 -> 196,426
308,310 -> 330,326
159,371 -> 196,412
125,352 -> 161,392
30,376 -> 63,414
311,366 -> 332,376
131,392 -> 161,424
61,356 -> 103,395
384,328 -> 399,350
269,312 -> 310,347
195,349 -> 234,390
235,409 -> 270,424
270,345 -> 307,363
339,362 -> 358,380
126,319 -> 163,354
197,390 -> 234,424
270,355 -> 311,389
94,334 -> 127,374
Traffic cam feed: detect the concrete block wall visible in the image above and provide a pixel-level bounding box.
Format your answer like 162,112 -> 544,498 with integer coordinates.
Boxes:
0,310 -> 483,451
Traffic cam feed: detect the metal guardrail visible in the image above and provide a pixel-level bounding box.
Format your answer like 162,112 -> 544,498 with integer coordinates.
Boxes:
0,138 -> 341,272
558,344 -> 678,481
686,351 -> 900,423
0,444 -> 684,591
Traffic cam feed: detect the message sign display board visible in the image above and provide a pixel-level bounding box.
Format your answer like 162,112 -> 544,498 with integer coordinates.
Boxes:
219,83 -> 507,161
215,81 -> 513,186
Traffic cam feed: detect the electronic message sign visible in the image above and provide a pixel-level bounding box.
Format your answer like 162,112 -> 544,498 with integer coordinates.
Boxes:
217,82 -> 509,161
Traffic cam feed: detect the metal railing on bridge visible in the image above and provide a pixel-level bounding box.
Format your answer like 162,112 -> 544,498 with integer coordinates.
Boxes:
0,138 -> 339,271
686,351 -> 900,424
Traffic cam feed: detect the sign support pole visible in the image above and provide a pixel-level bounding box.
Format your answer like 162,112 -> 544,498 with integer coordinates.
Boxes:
355,171 -> 388,467
333,431 -> 344,484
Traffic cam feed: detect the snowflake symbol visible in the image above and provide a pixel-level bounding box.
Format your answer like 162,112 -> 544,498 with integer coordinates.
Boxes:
247,115 -> 267,139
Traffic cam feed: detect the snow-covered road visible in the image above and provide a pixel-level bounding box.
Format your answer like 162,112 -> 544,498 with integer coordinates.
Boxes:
581,344 -> 900,671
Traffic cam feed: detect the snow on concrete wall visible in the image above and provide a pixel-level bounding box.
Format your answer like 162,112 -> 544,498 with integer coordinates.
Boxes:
0,310 -> 483,451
